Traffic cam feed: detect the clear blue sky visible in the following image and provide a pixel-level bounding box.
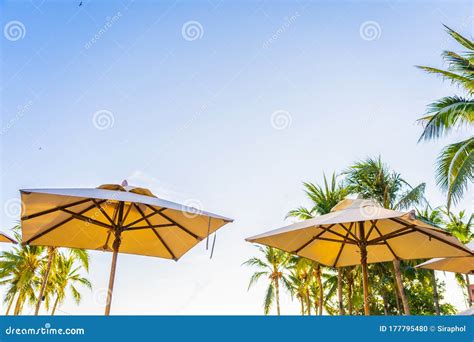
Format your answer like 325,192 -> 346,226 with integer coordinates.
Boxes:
1,0 -> 472,314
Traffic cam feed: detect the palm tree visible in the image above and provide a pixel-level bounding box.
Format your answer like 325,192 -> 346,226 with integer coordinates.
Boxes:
287,269 -> 308,315
416,206 -> 445,315
416,25 -> 473,210
0,228 -> 44,315
0,225 -> 91,315
443,209 -> 473,307
286,173 -> 349,219
344,266 -> 357,315
287,256 -> 313,315
48,252 -> 92,315
34,247 -> 89,315
243,246 -> 291,315
287,173 -> 348,314
312,262 -> 324,315
344,156 -> 427,315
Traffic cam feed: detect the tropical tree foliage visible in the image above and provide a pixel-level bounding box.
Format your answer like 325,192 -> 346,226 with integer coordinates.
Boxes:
0,225 -> 91,315
417,25 -> 474,209
245,157 -> 467,316
243,246 -> 291,315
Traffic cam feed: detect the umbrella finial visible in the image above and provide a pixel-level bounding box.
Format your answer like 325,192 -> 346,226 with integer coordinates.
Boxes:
408,210 -> 416,220
121,180 -> 128,187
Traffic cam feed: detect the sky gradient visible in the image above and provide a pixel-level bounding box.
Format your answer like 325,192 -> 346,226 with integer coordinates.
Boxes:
1,0 -> 473,315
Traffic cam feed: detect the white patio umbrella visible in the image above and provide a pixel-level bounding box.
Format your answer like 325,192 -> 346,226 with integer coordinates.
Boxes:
417,241 -> 474,309
246,199 -> 471,315
416,242 -> 474,274
0,232 -> 17,244
21,182 -> 233,315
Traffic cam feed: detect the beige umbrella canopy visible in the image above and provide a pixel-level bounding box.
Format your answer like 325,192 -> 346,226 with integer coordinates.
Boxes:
246,199 -> 471,315
0,232 -> 17,244
21,182 -> 233,315
416,242 -> 474,274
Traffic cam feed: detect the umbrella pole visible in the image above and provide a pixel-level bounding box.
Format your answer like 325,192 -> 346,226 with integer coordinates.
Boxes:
34,246 -> 55,315
105,233 -> 121,316
360,245 -> 370,315
359,221 -> 370,315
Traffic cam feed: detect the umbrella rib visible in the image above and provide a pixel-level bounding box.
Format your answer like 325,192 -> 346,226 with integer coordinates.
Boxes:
380,229 -> 416,241
365,220 -> 378,240
371,225 -> 399,259
122,206 -> 166,229
0,233 -> 17,244
322,228 -> 358,244
102,231 -> 112,250
24,201 -> 104,244
390,218 -> 473,255
125,224 -> 176,231
133,204 -> 176,260
60,208 -> 114,230
122,202 -> 134,224
111,202 -> 120,225
145,204 -> 200,240
92,200 -> 116,227
21,198 -> 92,220
333,229 -> 352,267
339,223 -> 358,241
151,228 -> 177,260
368,227 -> 413,245
293,224 -> 335,253
317,236 -> 357,244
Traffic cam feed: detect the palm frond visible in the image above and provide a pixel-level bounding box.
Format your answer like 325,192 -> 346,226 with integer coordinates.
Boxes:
443,25 -> 474,51
263,282 -> 275,315
247,271 -> 268,290
286,206 -> 314,220
435,137 -> 474,209
395,183 -> 426,210
442,51 -> 474,75
418,96 -> 474,141
416,66 -> 474,91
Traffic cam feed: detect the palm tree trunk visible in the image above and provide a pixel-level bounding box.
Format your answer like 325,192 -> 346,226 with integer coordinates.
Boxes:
337,268 -> 345,315
382,293 -> 389,316
300,298 -> 305,315
35,246 -> 55,315
347,280 -> 353,315
5,296 -> 14,315
306,290 -> 311,315
274,278 -> 281,315
51,295 -> 60,316
392,259 -> 410,315
431,271 -> 440,315
13,292 -> 23,315
315,264 -> 323,315
393,277 -> 402,314
466,274 -> 472,307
